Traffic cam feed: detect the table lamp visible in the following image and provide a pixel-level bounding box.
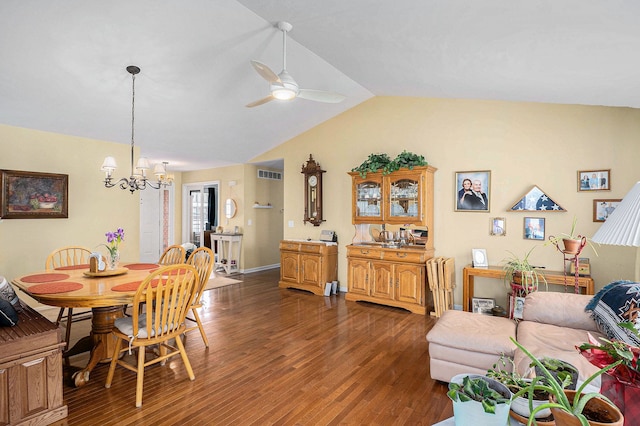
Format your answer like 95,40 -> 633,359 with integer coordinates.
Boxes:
591,181 -> 640,281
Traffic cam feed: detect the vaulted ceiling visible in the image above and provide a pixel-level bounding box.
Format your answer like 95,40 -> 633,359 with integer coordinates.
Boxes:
1,1 -> 638,171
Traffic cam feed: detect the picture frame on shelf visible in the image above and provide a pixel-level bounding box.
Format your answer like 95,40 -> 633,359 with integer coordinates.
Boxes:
471,248 -> 488,267
593,199 -> 622,222
0,169 -> 68,219
523,217 -> 545,240
578,169 -> 610,191
513,296 -> 526,319
490,217 -> 506,236
472,297 -> 495,315
454,170 -> 491,212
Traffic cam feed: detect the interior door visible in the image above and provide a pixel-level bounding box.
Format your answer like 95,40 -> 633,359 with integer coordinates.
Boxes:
182,182 -> 219,248
140,187 -> 174,263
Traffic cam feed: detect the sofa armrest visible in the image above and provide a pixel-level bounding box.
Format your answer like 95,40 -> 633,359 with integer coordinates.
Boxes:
522,291 -> 598,332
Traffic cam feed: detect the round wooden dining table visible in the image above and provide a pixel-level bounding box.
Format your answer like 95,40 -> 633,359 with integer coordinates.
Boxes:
11,262 -> 161,387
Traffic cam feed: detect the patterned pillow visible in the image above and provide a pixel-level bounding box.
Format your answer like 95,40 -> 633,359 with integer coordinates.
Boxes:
585,280 -> 640,346
0,276 -> 21,310
0,299 -> 18,326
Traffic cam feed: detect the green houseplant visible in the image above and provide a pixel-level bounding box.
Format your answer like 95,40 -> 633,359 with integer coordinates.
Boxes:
502,247 -> 547,294
546,216 -> 598,256
447,374 -> 512,425
510,337 -> 624,426
351,151 -> 427,177
487,355 -> 551,420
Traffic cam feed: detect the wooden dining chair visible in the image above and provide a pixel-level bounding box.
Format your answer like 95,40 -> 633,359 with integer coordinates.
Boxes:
185,247 -> 214,347
105,264 -> 199,407
158,244 -> 186,265
45,246 -> 93,350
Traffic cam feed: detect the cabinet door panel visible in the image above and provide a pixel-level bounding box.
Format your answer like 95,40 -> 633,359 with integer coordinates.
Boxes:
348,259 -> 370,295
396,264 -> 423,304
281,252 -> 299,282
300,255 -> 321,287
371,262 -> 394,300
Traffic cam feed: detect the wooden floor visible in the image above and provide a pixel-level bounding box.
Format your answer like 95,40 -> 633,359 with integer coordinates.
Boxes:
54,269 -> 453,425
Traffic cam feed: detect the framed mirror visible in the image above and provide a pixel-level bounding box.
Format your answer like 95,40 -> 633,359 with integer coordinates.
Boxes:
225,198 -> 236,219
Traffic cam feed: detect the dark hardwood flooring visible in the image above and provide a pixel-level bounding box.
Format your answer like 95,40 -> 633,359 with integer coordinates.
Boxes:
54,269 -> 452,425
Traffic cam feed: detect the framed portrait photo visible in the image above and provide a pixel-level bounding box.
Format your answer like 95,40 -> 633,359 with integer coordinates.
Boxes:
490,217 -> 506,236
593,199 -> 622,222
454,170 -> 491,212
472,297 -> 495,315
523,217 -> 545,241
471,248 -> 488,267
578,169 -> 610,192
0,169 -> 68,219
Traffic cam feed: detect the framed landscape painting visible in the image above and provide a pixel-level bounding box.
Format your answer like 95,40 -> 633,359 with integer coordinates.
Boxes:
0,169 -> 68,219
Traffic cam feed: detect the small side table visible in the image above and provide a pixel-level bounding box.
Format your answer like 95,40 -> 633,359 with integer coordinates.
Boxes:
211,233 -> 242,274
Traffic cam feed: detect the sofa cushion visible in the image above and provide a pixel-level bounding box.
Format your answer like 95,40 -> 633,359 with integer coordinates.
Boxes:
585,280 -> 640,347
514,321 -> 605,384
427,310 -> 517,356
523,291 -> 598,332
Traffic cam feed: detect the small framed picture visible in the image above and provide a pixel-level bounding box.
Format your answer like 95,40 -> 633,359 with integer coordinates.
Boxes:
471,248 -> 488,267
523,217 -> 545,240
455,170 -> 491,212
472,297 -> 495,315
578,169 -> 610,191
490,217 -> 506,236
593,199 -> 622,222
513,296 -> 526,319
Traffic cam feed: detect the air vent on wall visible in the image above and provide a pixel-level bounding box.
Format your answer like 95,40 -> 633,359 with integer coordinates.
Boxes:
257,169 -> 282,180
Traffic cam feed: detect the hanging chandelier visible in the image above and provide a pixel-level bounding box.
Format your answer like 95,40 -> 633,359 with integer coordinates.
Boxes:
101,65 -> 173,193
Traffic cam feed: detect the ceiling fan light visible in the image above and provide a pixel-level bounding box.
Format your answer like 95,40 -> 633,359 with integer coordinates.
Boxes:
272,87 -> 296,100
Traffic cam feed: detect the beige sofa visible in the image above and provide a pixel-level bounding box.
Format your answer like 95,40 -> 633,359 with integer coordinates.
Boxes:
426,291 -> 604,384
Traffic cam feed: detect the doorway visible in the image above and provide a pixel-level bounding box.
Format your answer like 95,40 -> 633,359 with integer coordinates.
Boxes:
182,181 -> 219,248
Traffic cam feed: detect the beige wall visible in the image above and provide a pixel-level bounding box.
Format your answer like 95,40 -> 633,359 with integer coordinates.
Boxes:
252,96 -> 640,306
182,164 -> 283,271
0,125 -> 141,299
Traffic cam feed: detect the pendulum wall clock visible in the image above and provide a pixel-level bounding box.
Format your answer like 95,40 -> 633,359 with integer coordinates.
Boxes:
301,154 -> 325,226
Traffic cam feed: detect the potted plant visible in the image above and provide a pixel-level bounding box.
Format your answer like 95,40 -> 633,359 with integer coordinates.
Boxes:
351,151 -> 427,178
447,374 -> 512,426
534,357 -> 579,391
511,337 -> 624,426
487,355 -> 551,420
502,247 -> 547,294
547,216 -> 598,256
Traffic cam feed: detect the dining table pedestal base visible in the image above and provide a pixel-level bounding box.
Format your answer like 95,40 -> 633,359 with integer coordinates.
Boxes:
69,305 -> 123,387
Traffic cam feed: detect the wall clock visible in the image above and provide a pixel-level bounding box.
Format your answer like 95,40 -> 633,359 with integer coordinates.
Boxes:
301,154 -> 325,226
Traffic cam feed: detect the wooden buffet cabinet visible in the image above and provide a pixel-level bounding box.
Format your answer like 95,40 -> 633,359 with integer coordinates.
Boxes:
279,240 -> 338,296
346,166 -> 437,314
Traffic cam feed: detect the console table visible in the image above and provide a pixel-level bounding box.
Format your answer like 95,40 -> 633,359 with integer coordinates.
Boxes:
462,265 -> 595,312
212,233 -> 242,274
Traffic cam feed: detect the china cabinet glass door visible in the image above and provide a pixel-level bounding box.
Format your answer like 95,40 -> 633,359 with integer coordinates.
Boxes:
386,174 -> 421,224
354,176 -> 382,223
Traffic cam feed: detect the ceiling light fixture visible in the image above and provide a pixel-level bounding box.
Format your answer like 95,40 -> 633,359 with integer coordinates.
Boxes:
101,66 -> 172,193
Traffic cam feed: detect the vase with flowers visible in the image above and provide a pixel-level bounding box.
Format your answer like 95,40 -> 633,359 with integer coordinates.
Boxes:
103,228 -> 124,270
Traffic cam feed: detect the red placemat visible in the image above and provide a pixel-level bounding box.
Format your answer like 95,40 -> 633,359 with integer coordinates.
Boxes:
21,273 -> 70,283
112,279 -> 160,292
28,282 -> 83,294
124,263 -> 159,271
55,264 -> 90,270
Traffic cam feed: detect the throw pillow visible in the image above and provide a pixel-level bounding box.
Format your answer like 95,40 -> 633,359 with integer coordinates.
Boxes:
0,299 -> 19,326
585,280 -> 640,347
0,276 -> 21,310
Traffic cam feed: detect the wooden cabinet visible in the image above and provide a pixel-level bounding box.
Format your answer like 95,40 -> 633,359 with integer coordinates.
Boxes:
349,166 -> 436,231
0,306 -> 67,425
279,240 -> 338,296
346,245 -> 429,314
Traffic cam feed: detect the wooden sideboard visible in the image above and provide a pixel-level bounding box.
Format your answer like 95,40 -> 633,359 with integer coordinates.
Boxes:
0,305 -> 67,425
346,244 -> 433,314
462,265 -> 595,312
279,240 -> 338,296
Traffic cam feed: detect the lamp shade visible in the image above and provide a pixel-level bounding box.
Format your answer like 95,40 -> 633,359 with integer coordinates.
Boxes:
101,156 -> 118,171
591,181 -> 640,247
136,157 -> 150,171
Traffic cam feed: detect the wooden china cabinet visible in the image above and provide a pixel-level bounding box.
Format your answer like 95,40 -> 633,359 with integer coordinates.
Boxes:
346,166 -> 436,314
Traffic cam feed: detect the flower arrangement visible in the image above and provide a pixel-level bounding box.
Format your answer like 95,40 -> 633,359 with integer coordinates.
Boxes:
103,228 -> 124,269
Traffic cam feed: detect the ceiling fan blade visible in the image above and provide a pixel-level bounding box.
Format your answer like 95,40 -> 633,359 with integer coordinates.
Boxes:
297,89 -> 346,104
250,60 -> 280,84
246,95 -> 275,108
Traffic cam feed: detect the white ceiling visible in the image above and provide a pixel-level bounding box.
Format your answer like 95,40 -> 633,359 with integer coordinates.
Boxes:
1,1 -> 639,171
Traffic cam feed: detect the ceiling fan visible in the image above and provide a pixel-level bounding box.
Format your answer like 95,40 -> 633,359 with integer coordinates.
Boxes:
246,21 -> 346,108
